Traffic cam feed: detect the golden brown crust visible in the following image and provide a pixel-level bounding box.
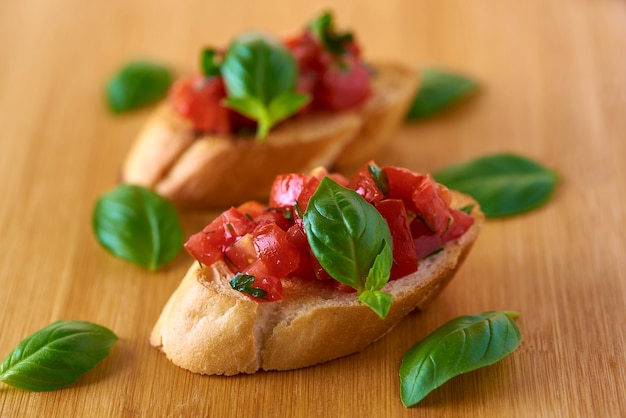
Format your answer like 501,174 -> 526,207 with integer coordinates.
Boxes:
121,61 -> 419,209
150,191 -> 483,375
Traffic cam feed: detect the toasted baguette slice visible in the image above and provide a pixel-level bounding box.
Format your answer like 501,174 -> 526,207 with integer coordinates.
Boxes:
121,62 -> 418,209
150,191 -> 483,375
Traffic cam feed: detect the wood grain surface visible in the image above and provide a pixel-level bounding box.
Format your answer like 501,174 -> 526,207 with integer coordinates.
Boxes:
1,0 -> 625,417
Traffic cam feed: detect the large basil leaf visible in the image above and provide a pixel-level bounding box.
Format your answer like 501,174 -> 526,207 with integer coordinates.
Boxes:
304,177 -> 393,318
93,184 -> 183,271
0,321 -> 118,392
106,60 -> 172,113
400,311 -> 521,407
221,32 -> 309,139
406,68 -> 478,120
433,153 -> 559,218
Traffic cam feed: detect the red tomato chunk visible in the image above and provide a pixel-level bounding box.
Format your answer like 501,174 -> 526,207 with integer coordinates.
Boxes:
184,162 -> 474,302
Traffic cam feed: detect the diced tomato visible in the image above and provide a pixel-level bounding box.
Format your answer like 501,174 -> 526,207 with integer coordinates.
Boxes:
375,199 -> 418,279
295,176 -> 321,213
237,200 -> 266,220
442,208 -> 474,242
314,56 -> 371,111
224,233 -> 256,271
412,175 -> 453,236
243,260 -> 283,302
252,223 -> 300,278
269,173 -> 310,209
169,74 -> 231,134
349,162 -> 384,203
383,166 -> 424,212
184,207 -> 254,265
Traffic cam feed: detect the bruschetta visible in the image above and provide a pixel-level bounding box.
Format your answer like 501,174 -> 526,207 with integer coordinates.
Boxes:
121,12 -> 418,208
150,162 -> 483,375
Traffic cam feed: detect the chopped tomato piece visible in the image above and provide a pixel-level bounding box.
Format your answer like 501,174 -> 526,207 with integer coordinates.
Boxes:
349,162 -> 384,203
442,208 -> 474,242
224,233 -> 256,271
412,175 -> 453,236
243,260 -> 283,302
314,56 -> 371,111
169,74 -> 231,134
375,199 -> 418,279
269,173 -> 310,209
252,223 -> 300,278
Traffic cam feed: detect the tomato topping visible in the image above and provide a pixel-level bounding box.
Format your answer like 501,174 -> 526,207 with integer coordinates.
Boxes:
184,163 -> 473,303
169,75 -> 231,134
375,199 -> 418,279
313,56 -> 371,111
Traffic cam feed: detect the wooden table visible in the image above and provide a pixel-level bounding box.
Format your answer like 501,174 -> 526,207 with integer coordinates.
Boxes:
1,0 -> 625,416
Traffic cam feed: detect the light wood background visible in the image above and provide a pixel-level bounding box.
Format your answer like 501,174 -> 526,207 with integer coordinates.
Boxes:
1,0 -> 625,417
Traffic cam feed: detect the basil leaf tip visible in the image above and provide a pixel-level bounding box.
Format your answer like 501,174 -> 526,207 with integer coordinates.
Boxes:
92,184 -> 184,271
304,177 -> 393,318
106,60 -> 172,113
406,68 -> 479,120
0,320 -> 118,392
400,311 -> 522,407
434,153 -> 559,218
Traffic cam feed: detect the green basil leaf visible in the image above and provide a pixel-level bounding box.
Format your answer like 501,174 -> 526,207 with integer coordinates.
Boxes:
106,60 -> 172,113
229,273 -> 268,300
433,153 -> 559,217
359,290 -> 393,319
304,177 -> 394,317
221,32 -> 309,138
223,95 -> 270,135
400,311 -> 521,407
0,321 -> 118,392
309,11 -> 354,55
268,91 -> 310,125
406,68 -> 478,120
93,184 -> 183,271
200,48 -> 221,78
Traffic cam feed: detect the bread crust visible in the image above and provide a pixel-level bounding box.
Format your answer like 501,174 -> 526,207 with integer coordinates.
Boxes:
150,191 -> 483,375
121,62 -> 419,208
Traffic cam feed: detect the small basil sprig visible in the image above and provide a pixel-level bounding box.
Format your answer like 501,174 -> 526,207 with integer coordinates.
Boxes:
230,273 -> 268,300
400,311 -> 521,407
0,321 -> 118,392
434,153 -> 559,218
93,184 -> 183,271
304,177 -> 393,318
221,32 -> 310,139
309,11 -> 354,54
106,60 -> 172,113
406,68 -> 478,120
200,48 -> 222,78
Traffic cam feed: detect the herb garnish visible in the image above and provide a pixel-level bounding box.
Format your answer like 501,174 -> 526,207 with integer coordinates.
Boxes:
92,184 -> 183,271
400,311 -> 522,407
406,68 -> 478,120
221,32 -> 310,139
309,11 -> 354,55
434,153 -> 559,217
229,273 -> 269,300
0,321 -> 118,392
304,177 -> 393,318
106,60 -> 172,113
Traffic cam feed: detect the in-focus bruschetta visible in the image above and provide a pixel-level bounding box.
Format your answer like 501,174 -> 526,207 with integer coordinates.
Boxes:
150,162 -> 483,375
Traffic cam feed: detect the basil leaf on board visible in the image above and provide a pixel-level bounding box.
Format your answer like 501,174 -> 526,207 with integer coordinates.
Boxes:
304,177 -> 393,318
93,184 -> 183,271
229,273 -> 268,300
0,321 -> 118,392
433,153 -> 559,218
106,61 -> 172,113
400,311 -> 521,407
221,32 -> 310,139
406,68 -> 478,120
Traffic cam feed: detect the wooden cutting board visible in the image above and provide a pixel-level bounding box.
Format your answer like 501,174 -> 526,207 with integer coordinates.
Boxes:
1,0 -> 625,416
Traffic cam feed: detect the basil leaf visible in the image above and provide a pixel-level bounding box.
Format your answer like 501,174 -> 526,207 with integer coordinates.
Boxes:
0,321 -> 118,392
200,48 -> 221,78
229,273 -> 268,300
406,68 -> 478,120
359,290 -> 393,319
304,177 -> 393,317
309,11 -> 354,54
400,311 -> 521,407
106,60 -> 172,113
433,153 -> 559,218
221,32 -> 309,139
93,184 -> 183,271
